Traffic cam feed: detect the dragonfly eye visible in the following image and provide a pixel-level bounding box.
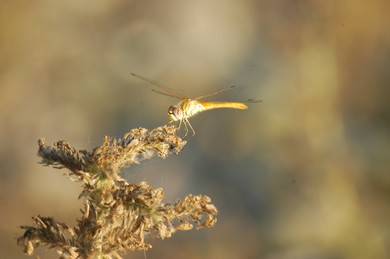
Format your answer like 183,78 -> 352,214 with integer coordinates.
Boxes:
168,106 -> 183,121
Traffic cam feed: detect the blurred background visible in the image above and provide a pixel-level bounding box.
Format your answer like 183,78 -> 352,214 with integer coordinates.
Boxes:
1,0 -> 389,258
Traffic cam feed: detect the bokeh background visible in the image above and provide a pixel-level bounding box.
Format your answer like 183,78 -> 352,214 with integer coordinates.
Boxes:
1,1 -> 389,258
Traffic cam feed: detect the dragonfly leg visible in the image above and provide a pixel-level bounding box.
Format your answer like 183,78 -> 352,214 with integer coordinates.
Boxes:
185,118 -> 196,136
182,120 -> 189,137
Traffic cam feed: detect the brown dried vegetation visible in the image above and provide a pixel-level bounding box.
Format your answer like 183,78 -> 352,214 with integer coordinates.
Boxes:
17,125 -> 218,258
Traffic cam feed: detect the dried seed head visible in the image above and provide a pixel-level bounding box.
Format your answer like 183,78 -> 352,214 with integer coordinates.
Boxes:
18,125 -> 217,258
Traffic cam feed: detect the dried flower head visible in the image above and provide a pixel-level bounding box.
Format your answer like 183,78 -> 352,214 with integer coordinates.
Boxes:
18,125 -> 218,258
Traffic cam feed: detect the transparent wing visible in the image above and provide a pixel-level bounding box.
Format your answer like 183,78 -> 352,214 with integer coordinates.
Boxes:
131,73 -> 187,100
242,98 -> 262,103
195,85 -> 242,100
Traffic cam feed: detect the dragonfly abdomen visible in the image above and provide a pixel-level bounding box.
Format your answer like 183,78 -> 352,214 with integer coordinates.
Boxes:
200,101 -> 248,111
182,100 -> 248,119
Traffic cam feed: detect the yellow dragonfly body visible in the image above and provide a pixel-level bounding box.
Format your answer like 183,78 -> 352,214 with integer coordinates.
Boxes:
131,73 -> 259,136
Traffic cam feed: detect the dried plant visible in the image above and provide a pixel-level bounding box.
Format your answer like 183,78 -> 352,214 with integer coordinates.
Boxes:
17,125 -> 218,258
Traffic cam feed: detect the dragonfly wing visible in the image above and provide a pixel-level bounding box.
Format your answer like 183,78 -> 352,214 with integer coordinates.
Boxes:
195,85 -> 241,100
243,98 -> 262,103
131,73 -> 187,99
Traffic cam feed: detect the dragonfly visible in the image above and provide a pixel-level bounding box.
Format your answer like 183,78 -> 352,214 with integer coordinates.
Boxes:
131,73 -> 260,137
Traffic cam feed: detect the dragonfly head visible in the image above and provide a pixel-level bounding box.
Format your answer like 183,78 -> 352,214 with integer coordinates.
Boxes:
168,105 -> 183,122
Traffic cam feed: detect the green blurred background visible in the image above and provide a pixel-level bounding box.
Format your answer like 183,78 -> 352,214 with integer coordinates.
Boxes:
1,1 -> 389,258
